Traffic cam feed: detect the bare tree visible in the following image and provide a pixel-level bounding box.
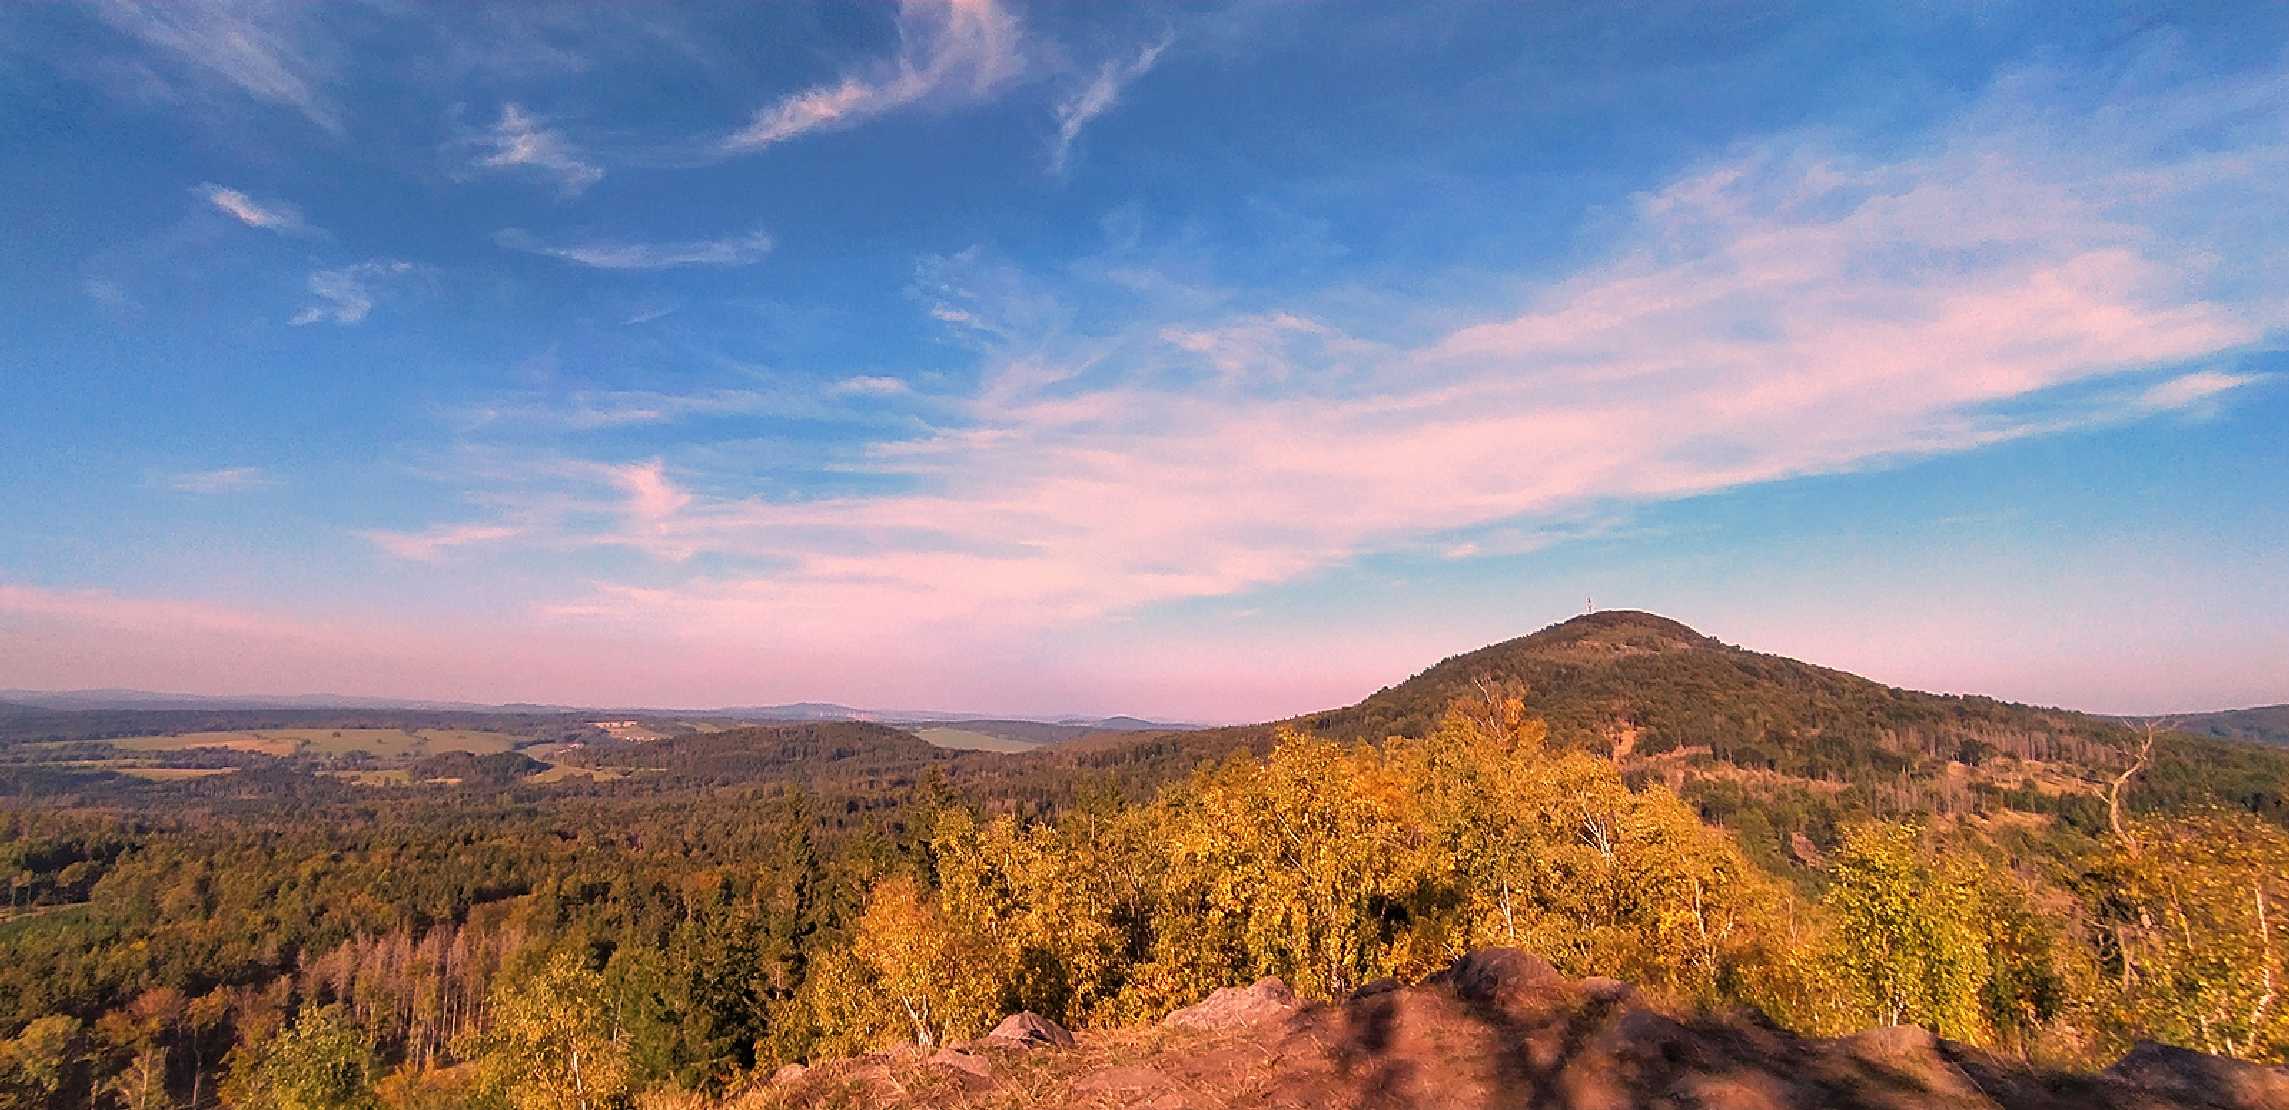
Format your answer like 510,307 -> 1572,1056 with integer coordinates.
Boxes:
2107,719 -> 2167,850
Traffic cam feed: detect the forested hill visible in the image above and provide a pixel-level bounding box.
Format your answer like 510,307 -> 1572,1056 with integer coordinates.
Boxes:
1068,610 -> 2288,837
561,720 -> 951,787
1307,609 -> 2124,764
2149,704 -> 2289,747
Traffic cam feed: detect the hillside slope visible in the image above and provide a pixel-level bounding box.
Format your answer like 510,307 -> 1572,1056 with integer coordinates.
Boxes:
1309,611 -> 2121,768
561,720 -> 949,787
2153,704 -> 2289,747
1055,612 -> 2289,845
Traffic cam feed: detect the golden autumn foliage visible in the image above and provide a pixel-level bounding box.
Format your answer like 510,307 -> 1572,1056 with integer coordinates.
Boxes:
464,951 -> 633,1110
931,806 -> 1150,1026
800,874 -> 1003,1053
1820,823 -> 1996,1039
20,692 -> 2289,1110
1390,701 -> 1781,1000
806,694 -> 2289,1073
2091,810 -> 2289,1060
812,697 -> 1811,1048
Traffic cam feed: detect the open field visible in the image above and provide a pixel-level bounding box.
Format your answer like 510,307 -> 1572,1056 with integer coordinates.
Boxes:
108,727 -> 521,759
0,902 -> 90,938
912,726 -> 1043,753
108,732 -> 299,756
591,721 -> 670,742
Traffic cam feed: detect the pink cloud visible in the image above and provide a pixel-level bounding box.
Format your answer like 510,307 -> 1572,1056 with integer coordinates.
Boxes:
17,62 -> 2284,719
512,71 -> 2282,661
612,460 -> 691,521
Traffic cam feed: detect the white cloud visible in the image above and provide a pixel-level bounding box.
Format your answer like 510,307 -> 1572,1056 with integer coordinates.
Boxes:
830,376 -> 914,397
82,278 -> 135,309
162,466 -> 275,494
720,0 -> 1023,154
456,387 -> 831,432
2135,369 -> 2259,412
290,260 -> 414,326
1050,36 -> 1170,175
494,227 -> 773,270
1159,311 -> 1366,384
89,0 -> 341,133
468,103 -> 603,197
361,523 -> 522,562
197,183 -> 309,233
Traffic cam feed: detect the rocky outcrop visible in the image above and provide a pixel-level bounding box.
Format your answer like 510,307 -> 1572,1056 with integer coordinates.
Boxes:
742,949 -> 2289,1109
1164,976 -> 1300,1030
982,1009 -> 1074,1049
1426,947 -> 1566,1011
2105,1042 -> 2289,1109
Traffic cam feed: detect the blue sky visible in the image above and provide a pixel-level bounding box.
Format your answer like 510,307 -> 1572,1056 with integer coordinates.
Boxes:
1,1 -> 2284,719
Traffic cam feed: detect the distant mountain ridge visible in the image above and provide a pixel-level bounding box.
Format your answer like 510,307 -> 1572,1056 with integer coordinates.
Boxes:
0,688 -> 523,712
2129,704 -> 2289,748
0,690 -> 1201,730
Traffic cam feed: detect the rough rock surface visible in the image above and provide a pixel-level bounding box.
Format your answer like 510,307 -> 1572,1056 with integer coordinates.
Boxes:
1427,946 -> 1565,1010
744,949 -> 2289,1109
921,1046 -> 998,1095
1164,976 -> 1301,1031
984,1009 -> 1076,1049
2105,1042 -> 2289,1109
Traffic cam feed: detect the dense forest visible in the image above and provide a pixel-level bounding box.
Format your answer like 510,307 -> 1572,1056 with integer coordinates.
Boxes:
4,613 -> 2286,1107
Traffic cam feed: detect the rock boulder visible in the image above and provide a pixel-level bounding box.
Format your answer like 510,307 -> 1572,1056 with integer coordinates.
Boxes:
1165,977 -> 1300,1031
986,1010 -> 1076,1049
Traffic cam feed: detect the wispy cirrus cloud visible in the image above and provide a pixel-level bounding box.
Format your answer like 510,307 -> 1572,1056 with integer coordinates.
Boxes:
2135,369 -> 2258,413
1158,311 -> 1369,385
87,0 -> 341,133
1050,35 -> 1170,175
290,259 -> 414,326
494,227 -> 773,270
82,278 -> 137,311
466,103 -> 603,197
829,375 -> 914,397
361,522 -> 523,562
197,183 -> 310,234
442,59 -> 2284,647
455,386 -> 849,432
161,466 -> 276,494
720,0 -> 1023,154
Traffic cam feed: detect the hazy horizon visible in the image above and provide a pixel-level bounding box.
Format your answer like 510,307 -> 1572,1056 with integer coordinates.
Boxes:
3,604 -> 2278,724
5,2 -> 2287,720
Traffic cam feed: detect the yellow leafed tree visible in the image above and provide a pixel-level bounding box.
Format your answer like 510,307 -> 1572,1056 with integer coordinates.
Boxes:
466,950 -> 632,1110
808,874 -> 1002,1051
2093,810 -> 2289,1062
1126,731 -> 1434,1010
